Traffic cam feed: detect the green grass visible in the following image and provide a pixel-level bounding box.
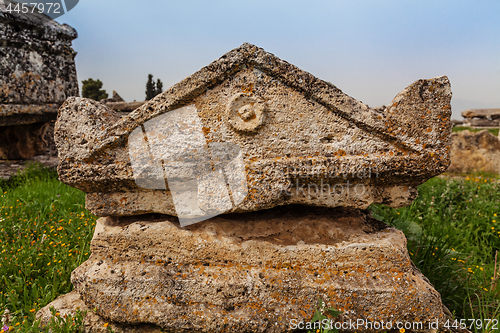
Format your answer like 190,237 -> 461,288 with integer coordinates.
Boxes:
371,175 -> 500,331
0,163 -> 96,331
1,164 -> 499,332
452,126 -> 499,136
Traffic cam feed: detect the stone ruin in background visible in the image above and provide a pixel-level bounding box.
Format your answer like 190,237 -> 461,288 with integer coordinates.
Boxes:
38,43 -> 453,332
100,90 -> 146,114
461,108 -> 500,128
448,109 -> 500,175
0,0 -> 78,160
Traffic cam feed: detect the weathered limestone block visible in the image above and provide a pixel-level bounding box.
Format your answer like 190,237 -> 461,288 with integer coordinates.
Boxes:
0,104 -> 60,126
103,101 -> 146,112
448,130 -> 500,174
469,118 -> 499,127
0,0 -> 78,158
462,109 -> 500,120
55,43 -> 452,220
0,0 -> 78,109
41,206 -> 445,332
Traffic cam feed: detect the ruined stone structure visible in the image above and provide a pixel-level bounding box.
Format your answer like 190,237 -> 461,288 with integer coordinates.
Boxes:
100,90 -> 126,104
103,100 -> 145,113
38,43 -> 453,332
462,109 -> 500,128
99,91 -> 146,114
0,0 -> 78,159
448,129 -> 500,174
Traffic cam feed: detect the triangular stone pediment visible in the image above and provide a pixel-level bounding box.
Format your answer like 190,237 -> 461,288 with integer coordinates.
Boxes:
90,43 -> 450,157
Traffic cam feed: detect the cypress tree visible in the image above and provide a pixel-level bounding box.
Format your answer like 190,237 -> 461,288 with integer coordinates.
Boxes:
145,74 -> 156,100
155,79 -> 163,97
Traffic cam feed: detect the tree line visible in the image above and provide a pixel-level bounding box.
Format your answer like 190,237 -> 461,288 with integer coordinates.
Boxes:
81,74 -> 163,101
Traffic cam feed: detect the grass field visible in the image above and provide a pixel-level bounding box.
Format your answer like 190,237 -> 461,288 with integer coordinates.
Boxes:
452,126 -> 499,137
0,164 -> 499,332
0,164 -> 95,332
371,175 -> 500,330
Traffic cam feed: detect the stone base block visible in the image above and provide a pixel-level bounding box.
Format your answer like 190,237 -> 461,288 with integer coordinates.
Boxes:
39,206 -> 448,332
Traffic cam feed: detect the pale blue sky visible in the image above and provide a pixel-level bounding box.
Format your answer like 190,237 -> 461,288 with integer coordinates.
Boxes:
56,0 -> 500,119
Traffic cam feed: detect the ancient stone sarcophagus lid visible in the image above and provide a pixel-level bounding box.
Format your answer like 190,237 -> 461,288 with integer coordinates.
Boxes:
55,43 -> 452,225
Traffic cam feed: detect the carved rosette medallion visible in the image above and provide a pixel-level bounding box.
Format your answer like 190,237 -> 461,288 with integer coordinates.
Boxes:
226,93 -> 266,132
